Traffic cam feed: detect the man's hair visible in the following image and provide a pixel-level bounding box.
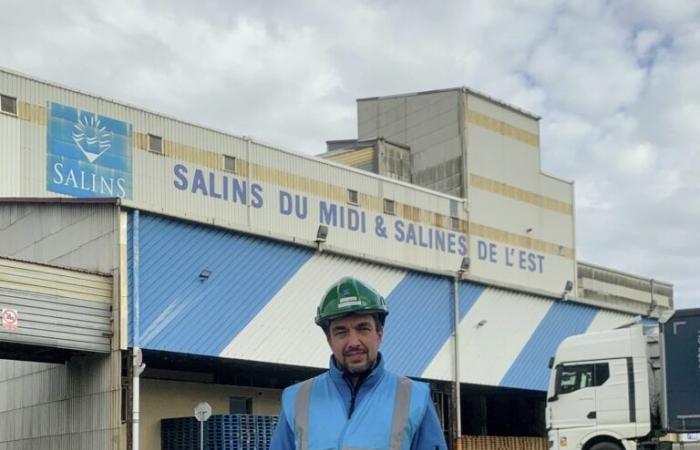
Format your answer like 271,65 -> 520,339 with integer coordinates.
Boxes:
323,313 -> 384,338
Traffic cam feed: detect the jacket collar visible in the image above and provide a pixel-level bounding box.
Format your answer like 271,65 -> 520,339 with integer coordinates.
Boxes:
328,352 -> 385,391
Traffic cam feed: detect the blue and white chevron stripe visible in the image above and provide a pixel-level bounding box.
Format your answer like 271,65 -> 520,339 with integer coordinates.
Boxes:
128,212 -> 633,392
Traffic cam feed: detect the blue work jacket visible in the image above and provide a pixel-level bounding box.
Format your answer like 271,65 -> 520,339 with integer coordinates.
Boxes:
270,354 -> 447,450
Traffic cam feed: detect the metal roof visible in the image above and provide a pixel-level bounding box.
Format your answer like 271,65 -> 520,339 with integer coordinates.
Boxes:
356,86 -> 541,120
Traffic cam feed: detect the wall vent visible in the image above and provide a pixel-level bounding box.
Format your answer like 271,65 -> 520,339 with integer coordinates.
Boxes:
224,155 -> 237,173
383,199 -> 395,215
0,94 -> 17,115
148,134 -> 163,153
348,189 -> 359,205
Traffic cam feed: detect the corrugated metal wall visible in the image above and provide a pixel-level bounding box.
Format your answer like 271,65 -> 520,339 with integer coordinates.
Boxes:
0,257 -> 111,302
358,90 -> 463,196
128,212 -> 635,390
0,202 -> 119,274
0,257 -> 112,353
0,202 -> 122,450
0,354 -> 116,450
0,112 -> 20,196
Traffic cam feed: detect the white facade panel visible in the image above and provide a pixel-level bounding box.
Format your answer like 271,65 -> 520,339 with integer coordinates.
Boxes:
467,93 -> 540,135
466,126 -> 540,191
220,252 -> 406,368
0,113 -> 21,197
18,121 -> 47,197
586,309 -> 636,333
423,287 -> 553,384
540,173 -> 574,203
470,188 -> 574,246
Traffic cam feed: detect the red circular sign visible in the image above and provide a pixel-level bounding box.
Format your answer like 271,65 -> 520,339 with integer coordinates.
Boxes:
2,309 -> 17,330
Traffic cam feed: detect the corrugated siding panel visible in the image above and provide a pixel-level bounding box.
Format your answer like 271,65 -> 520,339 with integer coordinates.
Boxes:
499,301 -> 598,390
120,211 -> 640,392
219,252 -> 406,368
125,212 -> 633,392
381,273 -> 453,377
0,354 -> 114,450
0,258 -> 111,303
325,147 -> 375,167
0,112 -> 21,196
0,288 -> 111,352
586,308 -> 636,333
128,212 -> 314,354
382,277 -> 484,378
423,286 -> 551,383
0,203 -> 118,275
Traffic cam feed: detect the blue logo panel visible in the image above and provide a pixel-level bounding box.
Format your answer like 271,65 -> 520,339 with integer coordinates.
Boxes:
47,102 -> 132,198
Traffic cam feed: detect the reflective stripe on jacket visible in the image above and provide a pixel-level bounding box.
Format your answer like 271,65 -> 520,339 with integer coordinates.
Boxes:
280,355 -> 432,450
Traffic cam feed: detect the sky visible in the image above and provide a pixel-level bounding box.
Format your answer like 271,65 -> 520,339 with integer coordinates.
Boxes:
1,0 -> 699,308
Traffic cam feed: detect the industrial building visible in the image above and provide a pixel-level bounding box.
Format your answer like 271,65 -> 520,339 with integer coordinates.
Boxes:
0,68 -> 672,450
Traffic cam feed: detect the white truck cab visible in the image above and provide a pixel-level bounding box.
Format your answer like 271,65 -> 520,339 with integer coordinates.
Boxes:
546,309 -> 700,450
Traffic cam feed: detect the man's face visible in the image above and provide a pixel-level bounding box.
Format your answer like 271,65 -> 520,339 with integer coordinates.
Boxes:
327,314 -> 383,374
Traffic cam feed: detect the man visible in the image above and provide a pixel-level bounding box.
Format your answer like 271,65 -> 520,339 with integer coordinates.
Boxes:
270,276 -> 448,450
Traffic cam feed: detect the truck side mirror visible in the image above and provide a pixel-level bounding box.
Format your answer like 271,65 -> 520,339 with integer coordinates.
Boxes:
548,357 -> 555,369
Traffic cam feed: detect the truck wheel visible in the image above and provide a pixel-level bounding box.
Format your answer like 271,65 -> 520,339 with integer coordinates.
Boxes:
590,442 -> 622,450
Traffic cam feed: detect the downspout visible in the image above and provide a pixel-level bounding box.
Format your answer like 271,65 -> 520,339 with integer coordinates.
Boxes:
453,274 -> 462,441
132,210 -> 145,450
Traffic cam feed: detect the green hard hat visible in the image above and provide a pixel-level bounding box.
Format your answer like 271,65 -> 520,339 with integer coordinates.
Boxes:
315,277 -> 389,328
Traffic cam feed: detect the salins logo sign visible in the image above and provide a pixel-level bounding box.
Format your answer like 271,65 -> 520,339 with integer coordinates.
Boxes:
47,102 -> 132,198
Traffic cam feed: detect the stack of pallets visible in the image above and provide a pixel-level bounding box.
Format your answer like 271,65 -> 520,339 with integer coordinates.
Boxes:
162,414 -> 280,450
161,417 -> 201,450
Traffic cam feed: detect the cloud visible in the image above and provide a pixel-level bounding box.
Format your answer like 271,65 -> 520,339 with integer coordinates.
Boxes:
1,0 -> 699,308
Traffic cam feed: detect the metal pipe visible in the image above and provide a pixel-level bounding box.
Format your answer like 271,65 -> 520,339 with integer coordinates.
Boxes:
133,210 -> 140,348
133,354 -> 141,450
246,137 -> 252,227
132,210 -> 141,450
453,275 -> 462,439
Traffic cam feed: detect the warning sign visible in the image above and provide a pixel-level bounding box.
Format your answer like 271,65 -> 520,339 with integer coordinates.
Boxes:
1,309 -> 18,331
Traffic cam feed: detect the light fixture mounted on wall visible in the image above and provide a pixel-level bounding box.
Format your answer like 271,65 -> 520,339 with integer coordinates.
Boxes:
564,280 -> 573,292
199,270 -> 212,281
563,280 -> 573,299
315,225 -> 328,243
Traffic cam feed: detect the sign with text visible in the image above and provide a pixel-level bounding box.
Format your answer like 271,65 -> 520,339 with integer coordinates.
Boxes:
47,102 -> 133,198
172,163 -> 468,258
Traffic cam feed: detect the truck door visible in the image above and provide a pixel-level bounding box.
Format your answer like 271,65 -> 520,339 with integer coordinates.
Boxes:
594,360 -> 629,425
549,363 -> 597,429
